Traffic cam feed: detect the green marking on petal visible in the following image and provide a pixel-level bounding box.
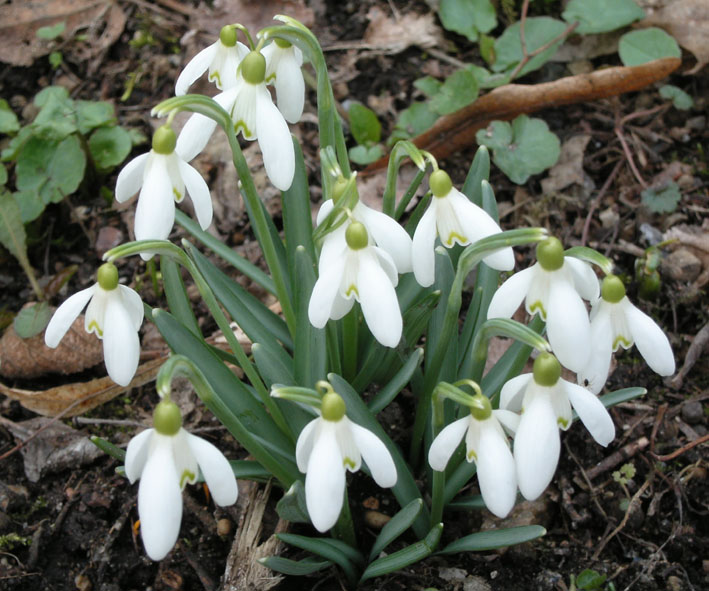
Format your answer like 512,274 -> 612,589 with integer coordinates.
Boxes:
208,70 -> 222,87
266,73 -> 277,83
173,187 -> 183,202
234,119 -> 253,139
343,457 -> 356,470
557,417 -> 569,429
346,284 -> 358,298
180,469 -> 196,488
444,231 -> 467,247
466,449 -> 477,462
528,300 -> 546,318
87,320 -> 103,337
613,335 -> 633,349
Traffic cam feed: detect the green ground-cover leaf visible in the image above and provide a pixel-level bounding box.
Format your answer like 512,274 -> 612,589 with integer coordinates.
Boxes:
76,100 -> 117,134
348,103 -> 381,145
493,17 -> 567,78
659,85 -> 693,110
0,99 -> 20,134
641,181 -> 681,214
562,0 -> 644,34
89,126 -> 132,170
618,28 -> 681,66
13,302 -> 52,338
438,0 -> 496,42
430,68 -> 479,115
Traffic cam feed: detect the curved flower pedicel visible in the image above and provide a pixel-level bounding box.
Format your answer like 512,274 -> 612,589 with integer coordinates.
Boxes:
428,393 -> 519,518
262,38 -> 305,124
579,274 -> 675,393
309,218 -> 403,348
295,390 -> 396,532
44,263 -> 143,386
487,237 -> 599,373
115,125 -> 212,259
177,50 -> 295,191
412,169 -> 515,287
501,353 -> 615,501
175,25 -> 250,95
125,399 -> 238,560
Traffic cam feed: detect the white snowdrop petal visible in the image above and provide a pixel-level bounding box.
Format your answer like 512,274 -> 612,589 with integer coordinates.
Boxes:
428,417 -> 469,471
305,423 -> 345,532
499,373 -> 533,412
357,250 -> 402,347
175,43 -> 218,95
565,257 -> 600,301
135,156 -> 175,243
336,418 -> 362,473
295,418 -> 320,473
477,421 -> 517,518
115,153 -> 149,203
124,428 -> 154,484
118,285 -> 145,331
329,293 -> 355,321
356,204 -> 412,273
256,90 -> 295,191
578,308 -> 613,394
487,267 -> 534,319
138,436 -> 183,560
349,422 -> 397,487
411,204 -> 438,287
186,433 -> 238,506
275,51 -> 305,124
624,300 -> 676,376
175,112 -> 219,163
44,286 -> 96,348
177,160 -> 213,230
564,381 -> 615,446
102,292 -> 140,386
308,258 -> 347,328
546,276 -> 590,372
514,395 -> 560,501
493,409 -> 520,435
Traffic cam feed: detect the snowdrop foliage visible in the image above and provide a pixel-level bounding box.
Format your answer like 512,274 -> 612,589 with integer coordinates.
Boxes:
125,400 -> 238,560
501,353 -> 615,501
44,263 -> 143,386
487,237 -> 599,372
295,390 -> 396,532
115,125 -> 212,258
579,274 -> 676,393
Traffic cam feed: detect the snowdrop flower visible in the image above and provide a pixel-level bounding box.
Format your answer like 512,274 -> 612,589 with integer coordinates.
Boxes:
429,393 -> 519,518
487,237 -> 599,373
262,38 -> 304,124
296,390 -> 396,532
412,170 -> 515,287
44,263 -> 143,386
177,50 -> 295,191
309,218 -> 403,347
175,25 -> 249,95
125,399 -> 238,560
115,125 -> 212,259
579,274 -> 675,394
501,353 -> 615,501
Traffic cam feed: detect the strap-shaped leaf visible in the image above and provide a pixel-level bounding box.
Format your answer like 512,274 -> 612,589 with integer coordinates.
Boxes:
437,525 -> 546,555
328,373 -> 430,539
368,498 -> 424,561
161,256 -> 200,337
446,494 -> 487,511
229,460 -> 272,482
367,348 -> 424,414
275,533 -> 361,584
260,555 -> 332,576
461,145 -> 491,207
360,522 -> 442,582
599,387 -> 647,409
253,343 -> 295,388
276,480 -> 310,523
282,139 -> 315,274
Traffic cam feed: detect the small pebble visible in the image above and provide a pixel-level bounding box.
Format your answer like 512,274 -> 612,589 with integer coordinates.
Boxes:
75,573 -> 92,591
217,518 -> 232,536
667,575 -> 682,591
364,510 -> 390,530
680,401 -> 704,425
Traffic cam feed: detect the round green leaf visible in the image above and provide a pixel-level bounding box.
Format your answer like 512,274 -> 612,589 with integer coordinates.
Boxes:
14,302 -> 52,338
439,0 -> 497,42
348,103 -> 381,145
475,120 -> 513,151
493,17 -> 567,77
619,28 -> 681,66
562,0 -> 644,34
36,22 -> 66,40
0,99 -> 20,135
391,102 -> 439,142
659,84 -> 693,110
89,126 -> 132,170
641,181 -> 681,214
430,68 -> 479,115
348,144 -> 384,165
76,100 -> 117,134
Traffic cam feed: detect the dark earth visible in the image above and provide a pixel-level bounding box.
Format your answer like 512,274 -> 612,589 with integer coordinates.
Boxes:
0,1 -> 707,590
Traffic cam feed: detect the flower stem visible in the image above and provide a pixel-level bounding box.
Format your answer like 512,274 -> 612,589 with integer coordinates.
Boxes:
342,306 -> 358,381
429,392 -> 446,527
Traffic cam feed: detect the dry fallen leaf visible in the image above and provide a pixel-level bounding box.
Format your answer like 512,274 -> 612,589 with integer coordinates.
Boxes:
541,134 -> 593,194
362,7 -> 443,54
0,357 -> 164,417
0,0 -> 126,67
0,315 -> 102,380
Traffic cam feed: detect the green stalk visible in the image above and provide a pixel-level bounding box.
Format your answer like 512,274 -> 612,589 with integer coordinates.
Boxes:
429,392 -> 446,527
342,306 -> 358,381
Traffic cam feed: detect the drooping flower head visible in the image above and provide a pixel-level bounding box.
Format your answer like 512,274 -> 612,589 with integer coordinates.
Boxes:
428,389 -> 519,518
412,169 -> 515,287
176,50 -> 295,191
175,25 -> 250,95
44,263 -> 143,386
293,388 -> 397,532
309,217 -> 403,348
579,274 -> 675,393
501,353 -> 615,501
487,237 -> 599,372
125,399 -> 238,560
261,37 -> 305,124
115,125 -> 212,259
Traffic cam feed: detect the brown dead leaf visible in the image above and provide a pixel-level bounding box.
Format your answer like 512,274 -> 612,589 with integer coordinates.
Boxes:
641,0 -> 709,73
0,315 -> 102,380
0,357 -> 164,417
541,134 -> 593,194
0,0 -> 126,67
363,7 -> 443,54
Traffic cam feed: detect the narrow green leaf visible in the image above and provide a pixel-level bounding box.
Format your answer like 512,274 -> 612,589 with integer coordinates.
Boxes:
229,460 -> 272,481
461,145 -> 490,207
598,387 -> 646,409
328,373 -> 430,539
276,533 -> 360,584
367,348 -> 424,414
369,499 -> 424,561
161,256 -> 200,337
447,494 -> 486,511
252,342 -> 295,388
283,139 -> 315,271
276,480 -> 310,523
360,523 -> 442,582
0,191 -> 29,264
260,555 -> 332,576
437,525 -> 546,555
90,435 -> 126,462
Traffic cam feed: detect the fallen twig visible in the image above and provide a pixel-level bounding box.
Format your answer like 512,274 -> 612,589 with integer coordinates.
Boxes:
586,437 -> 650,481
